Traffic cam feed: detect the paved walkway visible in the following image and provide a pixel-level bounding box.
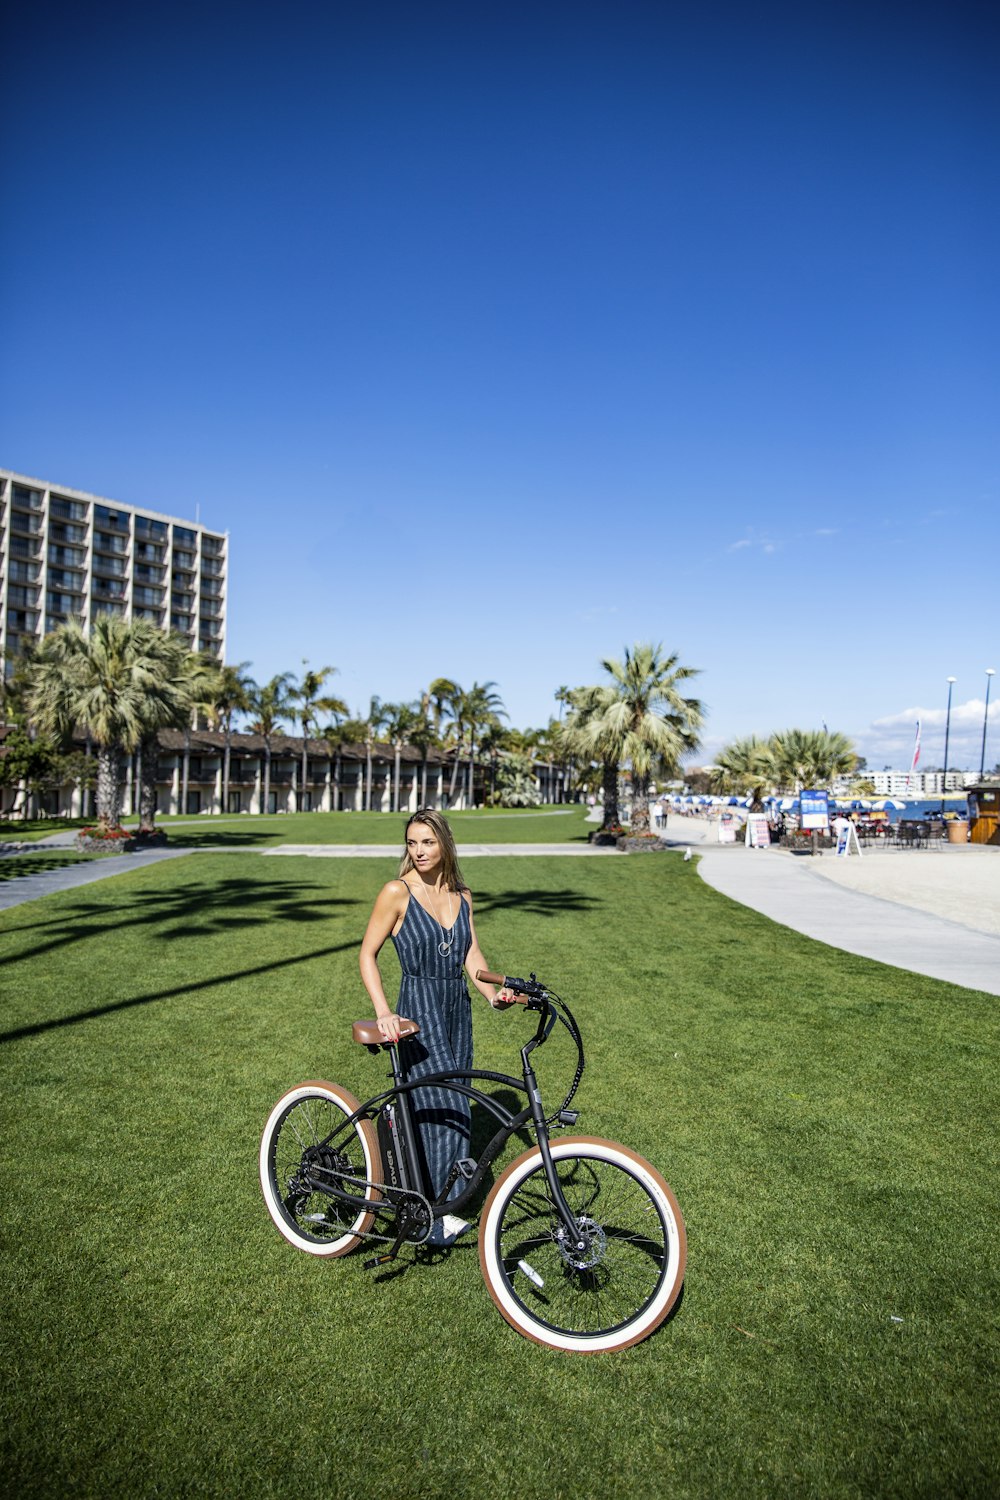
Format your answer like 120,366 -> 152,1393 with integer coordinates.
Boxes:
262,842 -> 619,858
0,846 -> 191,911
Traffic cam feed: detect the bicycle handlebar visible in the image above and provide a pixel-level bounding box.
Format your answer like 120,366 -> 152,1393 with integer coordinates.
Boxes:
476,968 -> 548,1002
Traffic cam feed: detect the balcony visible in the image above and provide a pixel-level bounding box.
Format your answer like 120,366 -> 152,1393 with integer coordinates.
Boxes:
92,556 -> 128,579
49,521 -> 88,544
47,591 -> 85,614
6,585 -> 39,608
199,599 -> 223,619
173,551 -> 196,571
201,557 -> 224,578
13,539 -> 43,561
10,511 -> 44,537
93,531 -> 129,557
8,561 -> 40,584
134,586 -> 165,607
171,613 -> 194,632
92,582 -> 127,604
135,517 -> 167,541
135,542 -> 165,563
200,578 -> 224,598
134,563 -> 166,584
199,637 -> 223,656
48,544 -> 85,567
7,609 -> 39,632
51,495 -> 89,521
11,484 -> 43,510
47,568 -> 85,590
133,606 -> 164,622
92,601 -> 126,617
202,535 -> 226,558
95,505 -> 130,532
198,618 -> 223,637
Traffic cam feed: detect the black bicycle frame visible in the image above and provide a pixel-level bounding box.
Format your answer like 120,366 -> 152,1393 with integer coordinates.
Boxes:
318,1000 -> 584,1244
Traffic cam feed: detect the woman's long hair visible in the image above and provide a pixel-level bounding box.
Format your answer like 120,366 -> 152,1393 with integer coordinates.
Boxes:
398,809 -> 467,892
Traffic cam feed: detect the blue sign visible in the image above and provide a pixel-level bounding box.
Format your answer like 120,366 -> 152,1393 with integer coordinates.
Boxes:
799,789 -> 830,830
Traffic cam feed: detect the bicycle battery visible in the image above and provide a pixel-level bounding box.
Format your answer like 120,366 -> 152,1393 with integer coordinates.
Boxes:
377,1104 -> 403,1189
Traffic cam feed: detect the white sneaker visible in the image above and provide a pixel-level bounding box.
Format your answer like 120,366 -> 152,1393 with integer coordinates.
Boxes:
427,1213 -> 472,1246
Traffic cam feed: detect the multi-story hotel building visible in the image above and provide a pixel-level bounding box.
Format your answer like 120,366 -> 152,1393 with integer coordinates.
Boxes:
0,467 -> 227,674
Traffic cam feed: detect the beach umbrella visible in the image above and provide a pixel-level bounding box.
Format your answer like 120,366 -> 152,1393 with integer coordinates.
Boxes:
849,799 -> 872,810
780,797 -> 797,810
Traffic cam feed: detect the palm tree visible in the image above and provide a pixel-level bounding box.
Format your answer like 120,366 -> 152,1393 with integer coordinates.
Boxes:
362,696 -> 389,811
769,727 -> 856,793
207,660 -> 254,815
288,663 -> 348,813
406,708 -> 439,806
24,616 -> 192,831
463,681 -> 507,809
247,673 -> 295,815
567,646 -> 703,835
382,701 -> 422,813
319,715 -> 367,810
426,678 -> 459,737
178,652 -> 224,820
709,736 -> 776,809
562,685 -> 622,829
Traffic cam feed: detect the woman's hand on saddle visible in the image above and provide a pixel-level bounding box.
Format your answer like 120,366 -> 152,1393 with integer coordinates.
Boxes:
376,1012 -> 403,1043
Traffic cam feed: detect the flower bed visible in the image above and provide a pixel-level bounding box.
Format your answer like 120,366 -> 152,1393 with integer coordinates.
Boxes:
75,827 -> 137,854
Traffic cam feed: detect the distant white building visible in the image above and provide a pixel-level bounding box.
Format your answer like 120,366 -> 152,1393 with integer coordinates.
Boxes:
860,770 -> 972,797
1,467 -> 227,675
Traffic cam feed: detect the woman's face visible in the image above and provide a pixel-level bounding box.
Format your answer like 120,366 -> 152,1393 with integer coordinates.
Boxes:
406,823 -> 442,876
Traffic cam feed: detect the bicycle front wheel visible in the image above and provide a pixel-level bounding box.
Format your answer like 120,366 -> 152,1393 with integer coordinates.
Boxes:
479,1136 -> 686,1353
260,1081 -> 382,1257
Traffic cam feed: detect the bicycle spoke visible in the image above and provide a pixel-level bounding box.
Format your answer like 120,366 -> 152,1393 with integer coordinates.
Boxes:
494,1157 -> 669,1338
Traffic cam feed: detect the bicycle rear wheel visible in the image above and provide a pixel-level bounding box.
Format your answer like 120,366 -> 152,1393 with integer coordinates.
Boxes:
260,1081 -> 382,1257
479,1136 -> 686,1353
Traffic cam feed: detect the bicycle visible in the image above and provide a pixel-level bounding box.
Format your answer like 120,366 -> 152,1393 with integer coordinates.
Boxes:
259,968 -> 687,1353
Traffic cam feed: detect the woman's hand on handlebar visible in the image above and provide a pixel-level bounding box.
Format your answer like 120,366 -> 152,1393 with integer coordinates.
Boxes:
490,987 -> 521,1010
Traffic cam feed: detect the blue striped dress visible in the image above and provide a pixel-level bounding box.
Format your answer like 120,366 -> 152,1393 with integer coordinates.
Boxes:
391,885 -> 473,1201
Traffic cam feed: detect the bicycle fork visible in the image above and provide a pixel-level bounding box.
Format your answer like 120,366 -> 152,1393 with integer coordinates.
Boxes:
522,1049 -> 588,1255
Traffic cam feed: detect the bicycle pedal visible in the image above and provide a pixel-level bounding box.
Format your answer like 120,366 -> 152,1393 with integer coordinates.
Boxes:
363,1252 -> 397,1271
455,1157 -> 477,1180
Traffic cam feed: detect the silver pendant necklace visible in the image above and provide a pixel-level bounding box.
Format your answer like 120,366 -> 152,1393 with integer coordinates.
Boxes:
417,879 -> 455,955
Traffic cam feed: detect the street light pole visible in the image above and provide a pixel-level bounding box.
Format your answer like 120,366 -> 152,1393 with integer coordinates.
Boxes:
981,669 -> 996,780
941,676 -> 956,817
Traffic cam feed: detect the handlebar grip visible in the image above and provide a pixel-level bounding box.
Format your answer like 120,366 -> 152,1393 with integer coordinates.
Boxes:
476,968 -> 506,986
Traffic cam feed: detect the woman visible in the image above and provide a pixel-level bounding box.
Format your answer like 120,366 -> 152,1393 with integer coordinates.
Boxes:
359,809 -> 516,1243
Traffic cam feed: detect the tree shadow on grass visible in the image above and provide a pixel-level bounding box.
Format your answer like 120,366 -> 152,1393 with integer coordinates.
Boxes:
474,888 -> 603,918
0,936 -> 361,1045
0,854 -> 91,883
0,874 -> 362,970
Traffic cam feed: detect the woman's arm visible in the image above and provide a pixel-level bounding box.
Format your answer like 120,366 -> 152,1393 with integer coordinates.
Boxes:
463,892 -> 516,1009
359,881 -> 408,1042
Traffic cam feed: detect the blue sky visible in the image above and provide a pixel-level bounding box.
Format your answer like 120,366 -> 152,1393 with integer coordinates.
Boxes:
2,2 -> 997,770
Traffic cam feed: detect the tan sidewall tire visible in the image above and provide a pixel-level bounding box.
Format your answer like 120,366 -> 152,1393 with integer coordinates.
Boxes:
478,1135 -> 687,1353
260,1080 -> 382,1258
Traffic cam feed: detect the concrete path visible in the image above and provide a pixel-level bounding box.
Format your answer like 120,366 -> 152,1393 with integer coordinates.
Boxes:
695,845 -> 1000,997
0,846 -> 192,911
262,842 -> 619,858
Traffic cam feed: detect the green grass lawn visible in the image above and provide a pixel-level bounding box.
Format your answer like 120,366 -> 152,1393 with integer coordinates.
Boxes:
0,816 -> 92,843
114,803 -> 592,849
1,853 -> 997,1497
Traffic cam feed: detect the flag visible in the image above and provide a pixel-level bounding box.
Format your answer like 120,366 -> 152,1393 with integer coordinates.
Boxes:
905,720 -> 921,792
